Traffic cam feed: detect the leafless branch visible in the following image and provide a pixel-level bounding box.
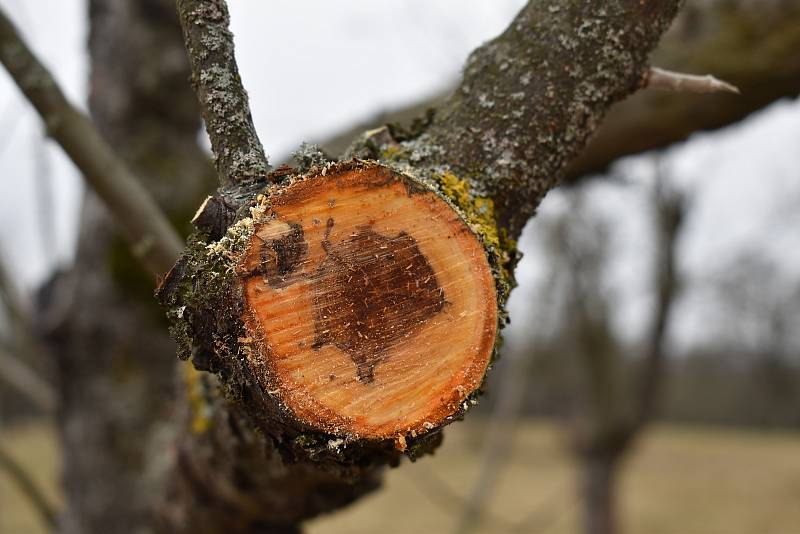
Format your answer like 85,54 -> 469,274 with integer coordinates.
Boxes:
419,1 -> 683,237
0,253 -> 55,413
0,8 -> 182,275
645,67 -> 740,94
160,1 -> 690,530
176,0 -> 269,189
400,468 -> 517,531
0,443 -> 58,529
566,0 -> 800,180
0,254 -> 30,329
455,349 -> 531,534
0,346 -> 56,413
631,163 -> 685,429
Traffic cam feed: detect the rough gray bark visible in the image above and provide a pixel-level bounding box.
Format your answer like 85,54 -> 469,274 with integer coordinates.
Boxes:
566,0 -> 800,179
322,0 -> 800,185
176,0 -> 269,189
393,1 -> 682,236
157,372 -> 383,533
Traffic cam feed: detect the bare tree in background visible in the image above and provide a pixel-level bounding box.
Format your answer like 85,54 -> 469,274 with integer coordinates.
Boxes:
0,0 -> 797,533
523,172 -> 685,534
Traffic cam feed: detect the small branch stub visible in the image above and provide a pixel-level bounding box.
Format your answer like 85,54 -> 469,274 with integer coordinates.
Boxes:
645,67 -> 740,95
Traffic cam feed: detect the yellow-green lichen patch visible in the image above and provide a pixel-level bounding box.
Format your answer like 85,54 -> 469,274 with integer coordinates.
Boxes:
183,362 -> 212,434
379,144 -> 411,162
433,170 -> 517,339
434,170 -> 518,279
436,171 -> 500,248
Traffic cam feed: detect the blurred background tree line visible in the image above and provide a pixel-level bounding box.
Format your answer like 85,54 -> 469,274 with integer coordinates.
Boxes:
1,0 -> 800,533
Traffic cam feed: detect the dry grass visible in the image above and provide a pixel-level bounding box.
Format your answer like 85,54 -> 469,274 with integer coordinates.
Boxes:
3,419 -> 800,534
0,422 -> 62,534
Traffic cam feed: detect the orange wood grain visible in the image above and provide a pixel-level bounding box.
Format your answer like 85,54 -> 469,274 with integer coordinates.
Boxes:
239,166 -> 497,440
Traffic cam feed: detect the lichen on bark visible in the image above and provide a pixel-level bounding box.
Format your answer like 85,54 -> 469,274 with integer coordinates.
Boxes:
177,0 -> 269,188
418,0 -> 683,237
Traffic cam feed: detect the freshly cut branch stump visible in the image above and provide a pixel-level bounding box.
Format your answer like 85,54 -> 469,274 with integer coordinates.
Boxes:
237,165 -> 497,440
159,161 -> 503,460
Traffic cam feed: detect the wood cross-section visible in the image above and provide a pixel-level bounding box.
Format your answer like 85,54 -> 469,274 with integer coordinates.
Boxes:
239,165 -> 497,439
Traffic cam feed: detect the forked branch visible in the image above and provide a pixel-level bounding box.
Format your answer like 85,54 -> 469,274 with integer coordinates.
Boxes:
161,2 -> 695,533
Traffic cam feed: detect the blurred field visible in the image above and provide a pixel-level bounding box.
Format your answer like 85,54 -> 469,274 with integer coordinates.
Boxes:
0,423 -> 61,534
2,419 -> 800,534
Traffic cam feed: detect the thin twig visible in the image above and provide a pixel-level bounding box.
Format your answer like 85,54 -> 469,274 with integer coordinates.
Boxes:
645,67 -> 740,94
0,346 -> 56,413
402,467 -> 517,531
176,0 -> 269,188
631,161 -> 685,429
0,8 -> 183,275
454,349 -> 531,534
0,443 -> 58,529
0,255 -> 55,414
0,254 -> 30,328
33,127 -> 57,267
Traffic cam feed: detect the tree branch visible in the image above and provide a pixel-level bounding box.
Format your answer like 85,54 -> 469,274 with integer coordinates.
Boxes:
326,0 -> 797,184
0,443 -> 58,530
176,0 -> 269,189
0,8 -> 182,275
0,257 -> 55,414
413,1 -> 683,237
0,347 -> 56,413
631,171 -> 684,430
565,0 -> 800,180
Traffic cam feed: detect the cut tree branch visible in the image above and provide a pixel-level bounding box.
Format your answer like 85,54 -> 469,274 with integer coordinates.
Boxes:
162,1 -> 690,532
176,0 -> 269,189
0,8 -> 182,275
645,67 -> 739,94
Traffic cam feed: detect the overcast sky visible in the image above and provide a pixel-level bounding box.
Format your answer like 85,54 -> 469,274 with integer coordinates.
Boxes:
1,0 -> 798,353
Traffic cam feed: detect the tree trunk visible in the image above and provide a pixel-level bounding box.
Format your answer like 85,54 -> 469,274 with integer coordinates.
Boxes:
582,452 -> 620,534
38,1 -> 214,532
